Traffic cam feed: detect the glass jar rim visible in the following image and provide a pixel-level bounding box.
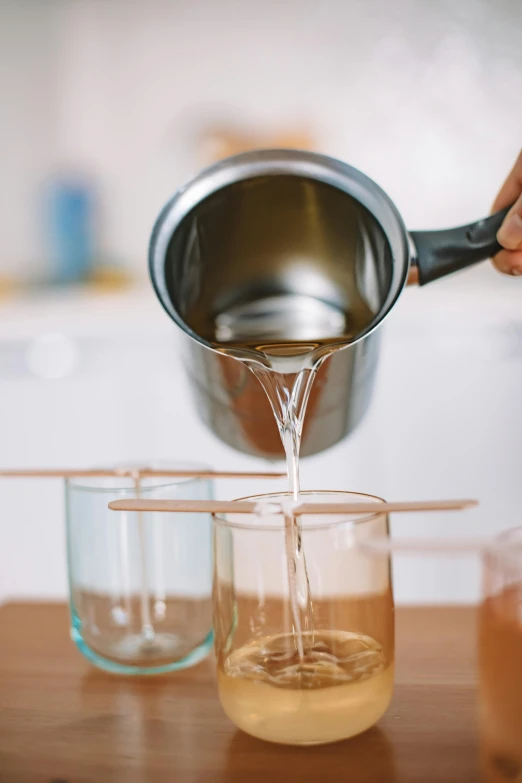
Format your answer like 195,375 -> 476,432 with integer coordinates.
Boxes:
492,526 -> 522,548
213,490 -> 386,532
66,460 -> 212,493
485,526 -> 522,564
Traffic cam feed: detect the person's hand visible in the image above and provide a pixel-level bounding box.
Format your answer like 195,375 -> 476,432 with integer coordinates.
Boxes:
492,149 -> 522,276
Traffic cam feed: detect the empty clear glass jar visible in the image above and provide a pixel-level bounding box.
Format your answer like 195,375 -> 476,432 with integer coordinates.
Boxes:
66,463 -> 213,674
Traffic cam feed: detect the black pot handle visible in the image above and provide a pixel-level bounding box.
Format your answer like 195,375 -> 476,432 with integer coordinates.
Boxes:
410,205 -> 511,286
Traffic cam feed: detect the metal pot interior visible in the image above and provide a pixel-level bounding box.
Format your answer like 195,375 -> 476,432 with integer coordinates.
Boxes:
151,151 -> 410,362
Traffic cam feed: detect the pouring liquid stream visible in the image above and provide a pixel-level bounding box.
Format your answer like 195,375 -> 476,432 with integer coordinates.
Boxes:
211,289 -> 376,664
250,363 -> 319,662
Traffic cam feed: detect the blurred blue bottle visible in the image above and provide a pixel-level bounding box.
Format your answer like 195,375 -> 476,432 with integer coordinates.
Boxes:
45,174 -> 96,284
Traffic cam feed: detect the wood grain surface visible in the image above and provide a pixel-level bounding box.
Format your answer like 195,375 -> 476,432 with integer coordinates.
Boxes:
0,603 -> 479,783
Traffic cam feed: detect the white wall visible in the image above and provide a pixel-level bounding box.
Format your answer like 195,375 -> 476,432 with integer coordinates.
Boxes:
1,0 -> 522,275
0,0 -> 64,277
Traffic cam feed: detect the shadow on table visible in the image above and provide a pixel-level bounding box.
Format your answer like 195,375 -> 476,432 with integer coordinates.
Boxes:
222,727 -> 398,783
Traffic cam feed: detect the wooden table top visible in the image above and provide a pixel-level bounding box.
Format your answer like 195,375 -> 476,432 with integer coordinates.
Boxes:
0,603 -> 479,783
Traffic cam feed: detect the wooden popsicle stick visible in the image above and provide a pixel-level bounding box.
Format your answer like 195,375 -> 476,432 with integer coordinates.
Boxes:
107,498 -> 478,515
0,468 -> 285,480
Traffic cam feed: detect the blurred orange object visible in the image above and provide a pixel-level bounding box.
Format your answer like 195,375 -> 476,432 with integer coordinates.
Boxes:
0,275 -> 20,300
87,265 -> 134,292
197,125 -> 314,166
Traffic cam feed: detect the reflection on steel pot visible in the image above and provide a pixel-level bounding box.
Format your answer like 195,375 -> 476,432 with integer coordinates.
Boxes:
149,149 -> 509,459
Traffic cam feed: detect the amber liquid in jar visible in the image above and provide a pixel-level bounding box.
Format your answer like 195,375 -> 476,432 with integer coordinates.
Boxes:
479,585 -> 522,782
217,592 -> 394,746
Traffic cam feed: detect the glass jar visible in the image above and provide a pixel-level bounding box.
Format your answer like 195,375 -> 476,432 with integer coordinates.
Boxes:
479,527 -> 522,781
213,491 -> 394,744
66,462 -> 213,674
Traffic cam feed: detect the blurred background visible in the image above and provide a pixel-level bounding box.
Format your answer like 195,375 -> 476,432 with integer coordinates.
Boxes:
0,0 -> 521,605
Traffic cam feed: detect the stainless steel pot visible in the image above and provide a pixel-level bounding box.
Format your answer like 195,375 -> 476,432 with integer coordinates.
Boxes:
149,149 -> 508,459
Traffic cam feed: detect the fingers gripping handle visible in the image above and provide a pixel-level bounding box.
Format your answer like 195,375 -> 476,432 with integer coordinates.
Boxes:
410,206 -> 511,285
